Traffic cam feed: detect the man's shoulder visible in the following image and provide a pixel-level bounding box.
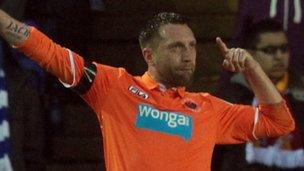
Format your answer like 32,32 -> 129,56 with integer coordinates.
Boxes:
184,91 -> 213,102
94,63 -> 134,79
93,63 -> 139,87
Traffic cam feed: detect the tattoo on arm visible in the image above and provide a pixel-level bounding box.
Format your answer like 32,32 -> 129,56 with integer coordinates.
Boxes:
2,20 -> 30,45
6,20 -> 30,37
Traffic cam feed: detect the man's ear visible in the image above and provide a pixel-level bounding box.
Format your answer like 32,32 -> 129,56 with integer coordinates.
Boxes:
142,48 -> 155,66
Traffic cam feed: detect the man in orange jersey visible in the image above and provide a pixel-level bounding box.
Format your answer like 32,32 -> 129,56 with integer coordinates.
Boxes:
0,10 -> 295,171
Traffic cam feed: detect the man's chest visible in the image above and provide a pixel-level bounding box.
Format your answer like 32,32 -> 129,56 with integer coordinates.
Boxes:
99,83 -> 218,143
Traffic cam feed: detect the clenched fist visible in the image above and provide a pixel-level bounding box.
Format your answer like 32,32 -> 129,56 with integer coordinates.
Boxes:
216,37 -> 259,73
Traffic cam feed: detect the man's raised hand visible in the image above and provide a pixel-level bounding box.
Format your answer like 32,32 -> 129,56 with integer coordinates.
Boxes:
216,37 -> 258,73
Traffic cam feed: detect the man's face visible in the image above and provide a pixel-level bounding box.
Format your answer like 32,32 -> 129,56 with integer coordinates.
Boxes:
151,24 -> 196,87
253,32 -> 289,82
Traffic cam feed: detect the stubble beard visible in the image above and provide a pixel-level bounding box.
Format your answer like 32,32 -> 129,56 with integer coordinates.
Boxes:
166,70 -> 194,87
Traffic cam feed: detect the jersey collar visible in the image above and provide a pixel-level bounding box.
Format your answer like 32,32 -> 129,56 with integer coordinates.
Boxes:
141,71 -> 186,97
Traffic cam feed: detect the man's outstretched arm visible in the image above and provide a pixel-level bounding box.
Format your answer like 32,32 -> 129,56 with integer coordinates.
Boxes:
0,9 -> 86,86
0,9 -> 29,46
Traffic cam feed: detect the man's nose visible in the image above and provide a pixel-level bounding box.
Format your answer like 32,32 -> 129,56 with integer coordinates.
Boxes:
182,47 -> 194,62
273,49 -> 285,60
182,54 -> 191,62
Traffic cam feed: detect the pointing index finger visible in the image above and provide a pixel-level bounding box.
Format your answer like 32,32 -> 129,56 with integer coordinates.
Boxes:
216,37 -> 229,55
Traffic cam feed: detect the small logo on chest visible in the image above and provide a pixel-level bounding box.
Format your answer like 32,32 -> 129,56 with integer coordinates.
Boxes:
128,85 -> 149,99
182,98 -> 201,113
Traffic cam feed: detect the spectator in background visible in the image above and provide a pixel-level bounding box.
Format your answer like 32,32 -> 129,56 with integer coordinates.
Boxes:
0,39 -> 46,170
217,0 -> 304,96
213,19 -> 304,171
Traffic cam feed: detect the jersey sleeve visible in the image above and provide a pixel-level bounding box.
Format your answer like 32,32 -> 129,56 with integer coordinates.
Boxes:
17,27 -> 84,86
80,64 -> 128,112
210,95 -> 295,144
208,95 -> 257,144
254,101 -> 295,139
16,27 -> 128,113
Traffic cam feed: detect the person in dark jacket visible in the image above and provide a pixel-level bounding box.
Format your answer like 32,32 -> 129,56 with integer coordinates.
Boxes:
213,19 -> 304,171
217,0 -> 304,97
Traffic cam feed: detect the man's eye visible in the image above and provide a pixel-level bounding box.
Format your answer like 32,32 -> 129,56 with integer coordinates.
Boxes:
190,43 -> 196,48
173,45 -> 183,49
263,47 -> 274,54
